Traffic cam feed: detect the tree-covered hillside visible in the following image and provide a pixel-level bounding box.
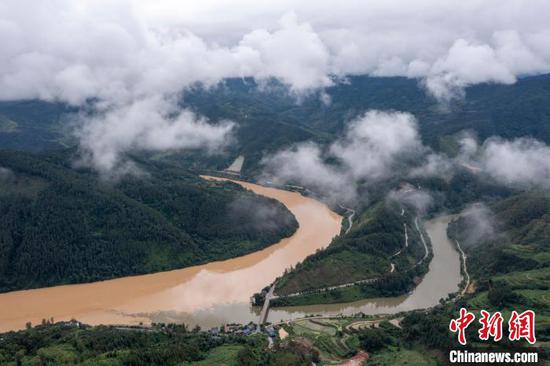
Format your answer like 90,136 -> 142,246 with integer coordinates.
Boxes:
0,101 -> 73,152
269,167 -> 517,306
267,189 -> 433,307
2,74 -> 550,174
180,74 -> 550,172
449,192 -> 550,286
0,322 -> 316,366
383,191 -> 550,361
0,151 -> 297,292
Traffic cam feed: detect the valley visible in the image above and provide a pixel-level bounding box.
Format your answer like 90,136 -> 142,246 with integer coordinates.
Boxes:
0,177 -> 341,332
2,3 -> 550,364
0,175 -> 466,337
1,73 -> 549,365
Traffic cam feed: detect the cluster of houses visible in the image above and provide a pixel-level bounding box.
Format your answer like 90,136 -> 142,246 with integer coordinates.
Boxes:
208,322 -> 278,338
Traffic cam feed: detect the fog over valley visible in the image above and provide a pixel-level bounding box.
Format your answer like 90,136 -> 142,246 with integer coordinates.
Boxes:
2,0 -> 550,176
0,2 -> 549,364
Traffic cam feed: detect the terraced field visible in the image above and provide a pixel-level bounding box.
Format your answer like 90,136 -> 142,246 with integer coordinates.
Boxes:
493,267 -> 550,289
286,318 -> 362,361
293,319 -> 338,336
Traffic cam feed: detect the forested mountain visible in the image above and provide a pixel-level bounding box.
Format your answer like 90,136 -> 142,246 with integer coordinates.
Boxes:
0,74 -> 548,304
2,75 -> 548,295
180,74 -> 550,172
272,201 -> 426,304
392,192 -> 550,357
185,74 -> 550,139
2,74 -> 550,173
2,2 -> 550,363
0,101 -> 73,152
0,322 -> 318,366
268,164 -> 518,306
449,192 -> 550,283
0,151 -> 297,292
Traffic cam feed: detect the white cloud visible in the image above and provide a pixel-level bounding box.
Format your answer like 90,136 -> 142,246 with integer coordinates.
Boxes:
408,153 -> 454,179
0,166 -> 14,181
2,0 -> 550,172
262,104 -> 550,199
424,39 -> 517,102
457,203 -> 496,248
76,97 -> 234,174
387,188 -> 433,215
238,12 -> 332,93
0,3 -> 335,105
409,133 -> 550,189
493,30 -> 550,76
481,137 -> 550,188
0,2 -> 345,172
261,110 -> 422,202
330,111 -> 423,180
457,132 -> 479,160
260,143 -> 356,203
1,0 -> 550,105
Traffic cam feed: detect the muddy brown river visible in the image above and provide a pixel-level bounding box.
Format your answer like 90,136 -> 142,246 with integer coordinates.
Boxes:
267,215 -> 462,322
0,179 -> 461,332
0,177 -> 342,332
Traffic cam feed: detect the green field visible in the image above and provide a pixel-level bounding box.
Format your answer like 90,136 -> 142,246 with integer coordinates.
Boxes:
365,346 -> 438,366
284,318 -> 363,360
292,319 -> 338,337
493,267 -> 550,289
187,345 -> 244,366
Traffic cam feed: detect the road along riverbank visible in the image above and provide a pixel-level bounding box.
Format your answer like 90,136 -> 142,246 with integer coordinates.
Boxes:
266,215 -> 462,322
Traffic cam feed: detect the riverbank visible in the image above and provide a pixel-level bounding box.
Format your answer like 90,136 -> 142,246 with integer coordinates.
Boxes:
0,177 -> 342,332
265,215 -> 462,322
269,215 -> 435,307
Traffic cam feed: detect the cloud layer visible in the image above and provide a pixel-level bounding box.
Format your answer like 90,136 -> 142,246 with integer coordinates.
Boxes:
76,97 -> 234,173
412,134 -> 550,189
2,1 -> 550,172
264,111 -> 550,203
481,138 -> 550,188
2,0 -> 550,103
455,203 -> 497,248
261,111 -> 423,203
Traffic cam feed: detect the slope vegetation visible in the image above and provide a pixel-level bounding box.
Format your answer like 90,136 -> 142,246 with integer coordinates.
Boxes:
0,151 -> 298,292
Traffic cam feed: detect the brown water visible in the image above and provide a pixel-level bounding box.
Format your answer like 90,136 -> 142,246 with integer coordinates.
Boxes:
0,177 -> 342,332
267,215 -> 462,322
0,180 -> 461,332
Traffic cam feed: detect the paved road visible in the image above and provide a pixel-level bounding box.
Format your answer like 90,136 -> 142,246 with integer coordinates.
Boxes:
414,217 -> 429,263
392,223 -> 409,257
276,217 -> 428,300
454,239 -> 470,297
339,205 -> 356,234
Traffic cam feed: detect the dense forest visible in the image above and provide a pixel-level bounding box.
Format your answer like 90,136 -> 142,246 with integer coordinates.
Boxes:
461,190 -> 547,284
0,323 -> 316,366
270,163 -> 518,305
1,74 -> 549,363
270,193 -> 429,305
385,190 -> 550,361
1,75 -> 546,299
180,74 -> 550,173
2,74 -> 550,174
0,151 -> 297,292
